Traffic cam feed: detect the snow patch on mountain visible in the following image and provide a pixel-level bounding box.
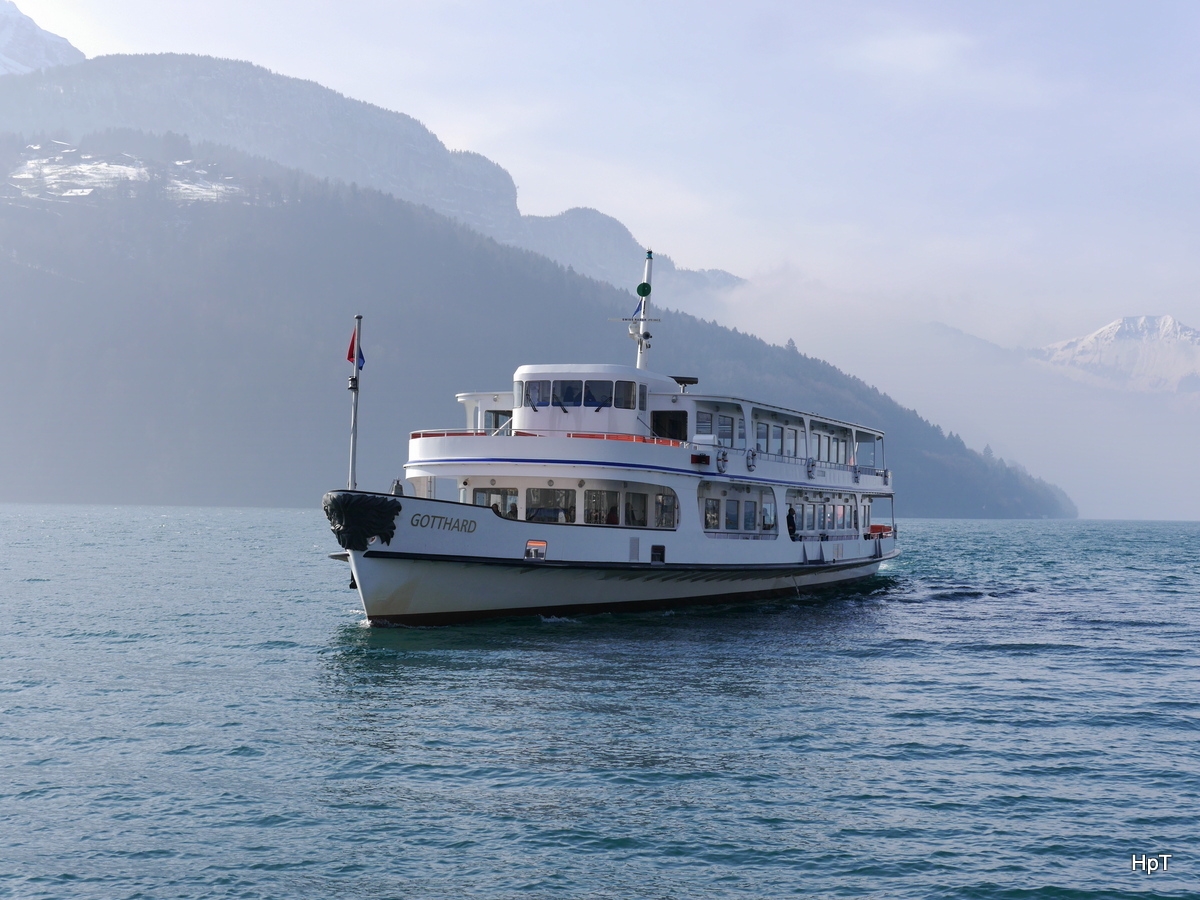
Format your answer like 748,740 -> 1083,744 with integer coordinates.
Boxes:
0,1 -> 84,75
1035,315 -> 1200,392
6,141 -> 243,203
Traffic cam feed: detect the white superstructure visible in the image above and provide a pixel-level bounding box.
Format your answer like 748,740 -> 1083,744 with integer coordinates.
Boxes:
323,251 -> 897,625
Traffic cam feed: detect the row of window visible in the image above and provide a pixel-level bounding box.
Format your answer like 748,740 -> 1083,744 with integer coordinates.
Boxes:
694,413 -> 851,464
515,379 -> 648,412
473,486 -> 678,529
701,496 -> 778,532
787,503 -> 862,533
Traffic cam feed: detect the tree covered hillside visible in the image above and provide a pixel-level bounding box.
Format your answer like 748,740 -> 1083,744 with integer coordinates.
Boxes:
0,132 -> 1075,516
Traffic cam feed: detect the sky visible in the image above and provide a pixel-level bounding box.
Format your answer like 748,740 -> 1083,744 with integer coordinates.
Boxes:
15,0 -> 1200,348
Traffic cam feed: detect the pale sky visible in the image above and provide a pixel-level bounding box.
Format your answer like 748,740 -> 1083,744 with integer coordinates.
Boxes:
16,0 -> 1200,347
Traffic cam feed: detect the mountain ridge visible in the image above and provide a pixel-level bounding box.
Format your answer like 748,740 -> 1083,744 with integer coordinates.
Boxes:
0,1 -> 83,75
0,52 -> 738,302
1035,314 -> 1200,392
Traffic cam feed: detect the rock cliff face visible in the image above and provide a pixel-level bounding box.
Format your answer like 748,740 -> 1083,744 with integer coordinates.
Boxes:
0,1 -> 83,75
1037,315 -> 1200,392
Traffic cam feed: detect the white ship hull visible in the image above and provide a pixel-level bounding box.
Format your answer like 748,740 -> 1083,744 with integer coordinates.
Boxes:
328,492 -> 898,625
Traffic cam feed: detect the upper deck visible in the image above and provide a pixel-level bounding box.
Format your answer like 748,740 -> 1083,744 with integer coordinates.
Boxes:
407,362 -> 892,494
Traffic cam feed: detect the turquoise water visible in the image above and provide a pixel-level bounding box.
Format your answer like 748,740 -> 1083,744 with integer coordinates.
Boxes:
1,506 -> 1196,898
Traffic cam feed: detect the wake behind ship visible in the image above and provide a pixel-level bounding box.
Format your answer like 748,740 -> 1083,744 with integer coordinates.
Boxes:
323,251 -> 898,624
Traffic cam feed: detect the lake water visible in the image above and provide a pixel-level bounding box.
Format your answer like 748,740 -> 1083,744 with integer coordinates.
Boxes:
1,506 -> 1196,899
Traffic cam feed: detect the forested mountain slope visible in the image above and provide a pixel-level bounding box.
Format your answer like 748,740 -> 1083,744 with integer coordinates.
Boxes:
0,133 -> 1075,516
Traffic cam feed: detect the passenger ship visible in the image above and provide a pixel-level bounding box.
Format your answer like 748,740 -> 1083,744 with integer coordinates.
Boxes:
323,252 -> 898,625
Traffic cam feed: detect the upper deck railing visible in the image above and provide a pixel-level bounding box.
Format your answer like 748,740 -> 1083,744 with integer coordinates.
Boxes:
409,429 -> 890,483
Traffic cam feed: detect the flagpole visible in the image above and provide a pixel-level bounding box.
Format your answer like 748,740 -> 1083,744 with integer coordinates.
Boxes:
348,315 -> 362,490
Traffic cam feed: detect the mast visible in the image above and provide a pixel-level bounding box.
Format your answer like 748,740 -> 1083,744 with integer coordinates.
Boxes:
347,315 -> 362,490
628,250 -> 660,369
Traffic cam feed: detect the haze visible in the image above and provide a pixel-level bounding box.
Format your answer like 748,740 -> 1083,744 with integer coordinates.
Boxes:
10,0 -> 1200,518
22,0 -> 1200,347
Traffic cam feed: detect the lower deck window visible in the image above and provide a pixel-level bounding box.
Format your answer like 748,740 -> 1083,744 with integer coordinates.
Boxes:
474,488 -> 518,518
725,500 -> 739,530
625,492 -> 648,527
584,489 -> 620,525
704,498 -> 721,530
655,492 -> 677,529
743,500 -> 758,532
526,488 -> 576,523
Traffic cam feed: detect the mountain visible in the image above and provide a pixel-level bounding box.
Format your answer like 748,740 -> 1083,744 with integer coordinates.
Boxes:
0,52 -> 737,302
1035,315 -> 1200,392
0,1 -> 83,75
0,133 -> 1074,517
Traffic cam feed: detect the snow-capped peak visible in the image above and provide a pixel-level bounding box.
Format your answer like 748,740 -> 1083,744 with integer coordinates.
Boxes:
0,1 -> 85,76
1038,315 -> 1200,392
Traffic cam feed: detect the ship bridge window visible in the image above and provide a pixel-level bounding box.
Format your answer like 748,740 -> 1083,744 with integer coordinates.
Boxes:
525,380 -> 551,408
718,415 -> 733,447
525,488 -> 575,523
584,380 -> 614,410
513,380 -> 522,406
615,380 -> 637,409
639,384 -> 647,411
552,380 -> 583,408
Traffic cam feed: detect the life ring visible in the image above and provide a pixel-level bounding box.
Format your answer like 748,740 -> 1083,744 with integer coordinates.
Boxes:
715,448 -> 728,474
745,448 -> 758,471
